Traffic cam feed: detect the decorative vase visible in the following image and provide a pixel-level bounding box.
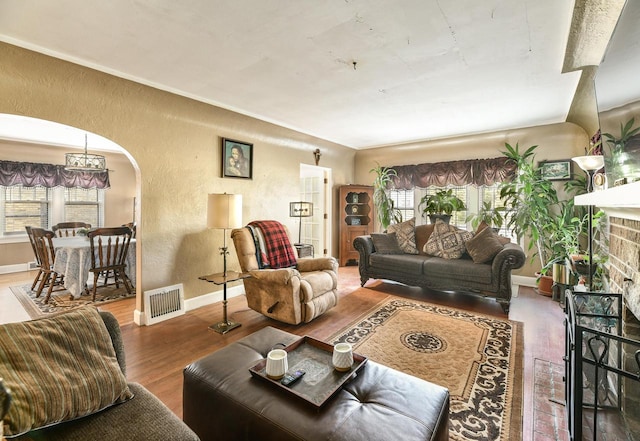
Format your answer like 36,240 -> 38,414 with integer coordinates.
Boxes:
428,214 -> 451,224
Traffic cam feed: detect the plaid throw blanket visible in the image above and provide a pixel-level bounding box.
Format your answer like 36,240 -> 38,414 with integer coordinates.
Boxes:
248,220 -> 297,269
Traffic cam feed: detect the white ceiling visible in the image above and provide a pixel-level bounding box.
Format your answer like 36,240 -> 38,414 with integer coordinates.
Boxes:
0,0 -> 586,149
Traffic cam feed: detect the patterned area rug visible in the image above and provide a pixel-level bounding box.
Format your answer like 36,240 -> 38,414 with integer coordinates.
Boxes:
9,283 -> 135,319
331,298 -> 523,441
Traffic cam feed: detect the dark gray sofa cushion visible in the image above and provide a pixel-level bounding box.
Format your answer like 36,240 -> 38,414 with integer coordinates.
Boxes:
370,253 -> 434,275
423,256 -> 492,285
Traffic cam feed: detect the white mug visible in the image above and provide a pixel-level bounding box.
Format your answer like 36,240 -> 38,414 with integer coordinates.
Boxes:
265,349 -> 288,379
332,342 -> 354,372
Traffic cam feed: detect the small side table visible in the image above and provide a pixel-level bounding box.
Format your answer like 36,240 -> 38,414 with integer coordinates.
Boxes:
294,243 -> 314,258
198,271 -> 250,334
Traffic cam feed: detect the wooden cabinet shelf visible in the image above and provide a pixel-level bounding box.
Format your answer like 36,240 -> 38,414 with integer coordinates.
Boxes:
339,185 -> 373,266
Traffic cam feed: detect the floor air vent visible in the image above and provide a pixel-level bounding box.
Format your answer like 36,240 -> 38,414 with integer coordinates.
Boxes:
144,283 -> 185,325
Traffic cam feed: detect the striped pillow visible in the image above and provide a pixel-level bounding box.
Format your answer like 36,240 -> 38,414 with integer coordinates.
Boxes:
0,307 -> 133,437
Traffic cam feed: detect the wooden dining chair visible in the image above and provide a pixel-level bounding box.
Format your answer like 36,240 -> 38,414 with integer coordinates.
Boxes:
31,228 -> 64,303
25,226 -> 44,290
52,222 -> 92,237
87,226 -> 134,301
122,222 -> 136,238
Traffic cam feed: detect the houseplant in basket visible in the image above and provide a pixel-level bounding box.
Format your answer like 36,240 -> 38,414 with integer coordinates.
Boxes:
418,189 -> 466,224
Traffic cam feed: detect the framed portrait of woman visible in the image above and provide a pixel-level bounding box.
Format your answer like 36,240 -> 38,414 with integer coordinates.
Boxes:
222,138 -> 253,179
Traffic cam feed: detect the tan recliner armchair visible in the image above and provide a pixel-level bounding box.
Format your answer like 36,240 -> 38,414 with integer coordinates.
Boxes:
231,226 -> 338,325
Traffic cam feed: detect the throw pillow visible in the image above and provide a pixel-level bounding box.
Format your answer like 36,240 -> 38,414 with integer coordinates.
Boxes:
415,223 -> 435,254
424,219 -> 473,259
0,306 -> 133,437
465,225 -> 505,263
371,232 -> 404,254
387,218 -> 419,254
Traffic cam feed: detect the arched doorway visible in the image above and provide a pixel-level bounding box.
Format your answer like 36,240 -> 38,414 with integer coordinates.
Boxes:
0,114 -> 142,320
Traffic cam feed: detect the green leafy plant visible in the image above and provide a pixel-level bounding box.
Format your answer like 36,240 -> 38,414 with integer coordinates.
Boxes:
466,201 -> 504,230
370,163 -> 402,230
602,117 -> 640,182
499,142 -> 607,288
499,142 -> 559,270
418,189 -> 466,224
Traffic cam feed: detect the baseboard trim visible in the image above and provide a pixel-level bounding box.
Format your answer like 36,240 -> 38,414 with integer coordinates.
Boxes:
513,275 -> 537,288
0,263 -> 31,275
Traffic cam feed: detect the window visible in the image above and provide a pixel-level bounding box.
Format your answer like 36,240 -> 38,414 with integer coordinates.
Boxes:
417,186 -> 468,228
64,187 -> 103,226
0,185 -> 104,239
412,184 -> 516,238
388,189 -> 414,223
479,184 -> 515,239
1,186 -> 50,235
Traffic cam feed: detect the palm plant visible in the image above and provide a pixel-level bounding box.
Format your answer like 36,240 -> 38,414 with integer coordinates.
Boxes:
370,163 -> 402,230
499,142 -> 560,269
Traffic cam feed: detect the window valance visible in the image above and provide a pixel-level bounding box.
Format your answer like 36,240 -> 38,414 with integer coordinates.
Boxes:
0,160 -> 110,189
390,157 -> 516,189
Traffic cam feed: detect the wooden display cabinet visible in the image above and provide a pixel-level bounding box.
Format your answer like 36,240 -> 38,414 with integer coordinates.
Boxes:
339,185 -> 373,266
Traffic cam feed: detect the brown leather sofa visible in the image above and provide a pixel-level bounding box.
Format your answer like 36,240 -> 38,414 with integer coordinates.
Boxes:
183,326 -> 449,441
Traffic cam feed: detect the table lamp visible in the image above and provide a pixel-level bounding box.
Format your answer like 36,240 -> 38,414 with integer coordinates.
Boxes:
289,201 -> 313,245
571,155 -> 604,289
207,193 -> 243,333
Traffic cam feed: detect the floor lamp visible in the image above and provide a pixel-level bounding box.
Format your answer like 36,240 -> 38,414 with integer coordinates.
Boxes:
289,201 -> 313,245
571,155 -> 605,290
207,193 -> 243,334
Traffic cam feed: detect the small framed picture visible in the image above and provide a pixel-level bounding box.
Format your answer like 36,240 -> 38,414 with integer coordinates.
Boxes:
222,138 -> 253,179
350,217 -> 361,225
539,160 -> 571,181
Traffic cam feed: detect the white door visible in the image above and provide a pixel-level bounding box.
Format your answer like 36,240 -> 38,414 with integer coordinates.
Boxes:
299,164 -> 332,257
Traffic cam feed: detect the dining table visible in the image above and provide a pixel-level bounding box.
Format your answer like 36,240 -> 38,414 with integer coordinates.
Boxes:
52,236 -> 137,299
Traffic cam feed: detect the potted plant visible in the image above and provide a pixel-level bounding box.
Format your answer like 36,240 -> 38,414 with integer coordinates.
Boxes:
466,200 -> 504,231
370,163 -> 402,231
602,117 -> 640,184
498,143 -> 563,295
418,189 -> 466,224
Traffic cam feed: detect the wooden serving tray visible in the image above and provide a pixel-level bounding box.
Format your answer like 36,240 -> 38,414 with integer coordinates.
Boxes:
249,336 -> 367,408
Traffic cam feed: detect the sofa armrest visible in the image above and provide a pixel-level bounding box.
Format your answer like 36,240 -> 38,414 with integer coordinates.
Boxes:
353,235 -> 374,266
248,268 -> 300,285
99,311 -> 126,377
491,242 -> 526,275
296,256 -> 338,273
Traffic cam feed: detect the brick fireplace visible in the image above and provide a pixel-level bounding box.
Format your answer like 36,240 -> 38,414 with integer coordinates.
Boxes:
607,216 -> 640,436
576,182 -> 640,438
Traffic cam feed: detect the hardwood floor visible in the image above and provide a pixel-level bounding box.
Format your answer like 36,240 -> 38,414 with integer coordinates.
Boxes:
0,266 -> 565,440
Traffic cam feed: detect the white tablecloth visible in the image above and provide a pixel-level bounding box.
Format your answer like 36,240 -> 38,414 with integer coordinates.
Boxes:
52,236 -> 136,299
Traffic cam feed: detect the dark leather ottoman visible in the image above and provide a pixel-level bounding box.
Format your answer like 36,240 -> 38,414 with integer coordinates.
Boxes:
183,326 -> 449,441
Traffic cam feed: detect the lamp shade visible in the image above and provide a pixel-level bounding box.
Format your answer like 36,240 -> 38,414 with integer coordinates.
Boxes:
289,201 -> 313,218
207,193 -> 242,229
571,155 -> 604,172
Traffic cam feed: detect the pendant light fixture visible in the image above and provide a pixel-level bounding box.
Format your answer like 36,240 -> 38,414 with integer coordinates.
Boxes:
64,134 -> 106,172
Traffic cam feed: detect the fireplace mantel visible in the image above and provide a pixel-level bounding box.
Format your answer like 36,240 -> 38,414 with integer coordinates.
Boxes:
574,181 -> 640,221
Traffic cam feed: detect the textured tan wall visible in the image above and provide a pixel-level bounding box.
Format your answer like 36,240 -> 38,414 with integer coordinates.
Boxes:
0,42 -> 355,311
